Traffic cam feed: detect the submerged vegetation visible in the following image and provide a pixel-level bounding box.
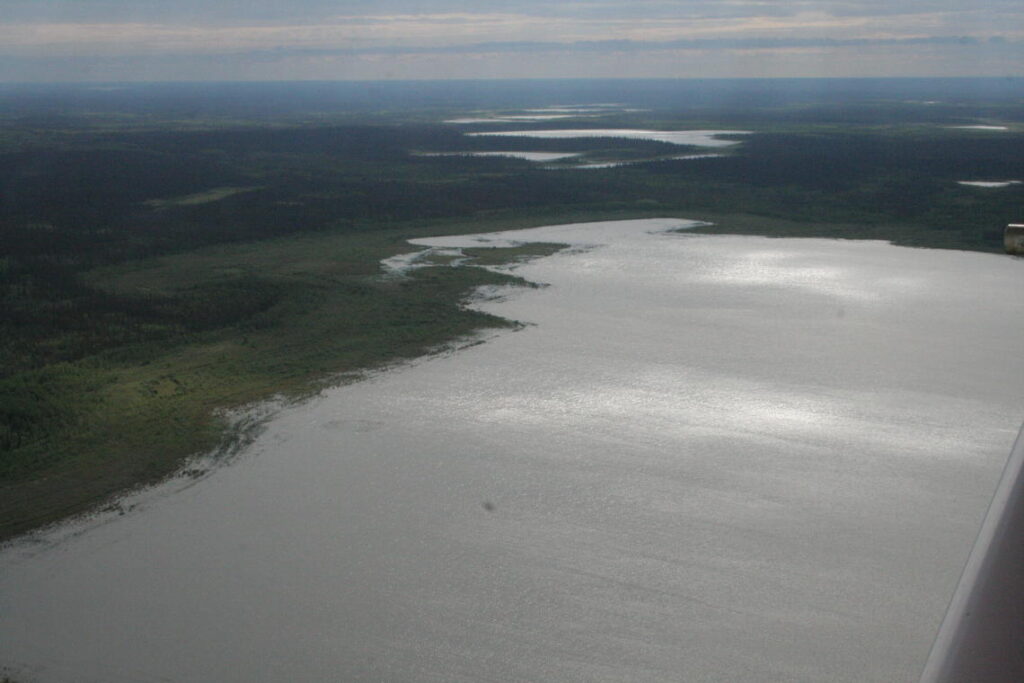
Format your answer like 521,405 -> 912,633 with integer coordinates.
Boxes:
2,80 -> 1023,540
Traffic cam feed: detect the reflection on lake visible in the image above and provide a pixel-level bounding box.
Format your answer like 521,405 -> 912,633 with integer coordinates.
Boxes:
1,219 -> 1022,682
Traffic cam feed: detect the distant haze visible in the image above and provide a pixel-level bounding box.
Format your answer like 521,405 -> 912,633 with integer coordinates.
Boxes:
2,0 -> 1023,81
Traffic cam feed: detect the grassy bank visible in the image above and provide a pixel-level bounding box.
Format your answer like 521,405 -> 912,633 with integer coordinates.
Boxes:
0,215 -> 588,542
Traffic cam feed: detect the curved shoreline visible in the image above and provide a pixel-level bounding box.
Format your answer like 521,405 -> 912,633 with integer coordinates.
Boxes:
0,214 -> 603,545
2,208 -> 1015,545
3,217 -> 1022,682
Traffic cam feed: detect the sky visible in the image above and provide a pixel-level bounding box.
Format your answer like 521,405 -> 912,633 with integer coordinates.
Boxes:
2,0 -> 1023,81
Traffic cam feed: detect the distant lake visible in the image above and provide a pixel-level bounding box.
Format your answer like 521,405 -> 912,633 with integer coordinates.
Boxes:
2,220 -> 1022,682
958,180 -> 1022,188
444,115 -> 588,123
417,151 -> 725,167
467,129 -> 750,147
418,151 -> 583,162
949,125 -> 1010,131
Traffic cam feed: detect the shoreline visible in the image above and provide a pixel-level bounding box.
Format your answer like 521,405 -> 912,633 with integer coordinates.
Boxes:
0,210 -> 602,545
1,209 -> 1012,544
4,216 -> 1021,683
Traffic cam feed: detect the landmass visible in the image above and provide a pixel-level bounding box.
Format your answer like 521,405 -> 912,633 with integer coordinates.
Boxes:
2,79 -> 1022,542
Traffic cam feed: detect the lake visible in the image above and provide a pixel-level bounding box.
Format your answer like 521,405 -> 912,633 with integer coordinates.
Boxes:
466,129 -> 749,147
1,219 -> 1022,682
417,151 -> 583,162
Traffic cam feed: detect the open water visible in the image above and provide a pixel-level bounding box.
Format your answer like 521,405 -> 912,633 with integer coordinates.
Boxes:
2,219 -> 1022,682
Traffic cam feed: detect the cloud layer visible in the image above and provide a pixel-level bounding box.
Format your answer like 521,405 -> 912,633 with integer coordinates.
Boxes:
2,1 -> 1022,80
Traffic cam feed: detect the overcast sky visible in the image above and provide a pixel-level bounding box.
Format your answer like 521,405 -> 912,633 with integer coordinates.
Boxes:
3,0 -> 1023,81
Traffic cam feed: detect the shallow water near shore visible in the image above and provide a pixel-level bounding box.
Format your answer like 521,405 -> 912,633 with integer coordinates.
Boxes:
2,219 -> 1023,682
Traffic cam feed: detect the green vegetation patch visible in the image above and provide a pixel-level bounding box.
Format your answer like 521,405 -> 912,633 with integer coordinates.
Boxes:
463,242 -> 570,266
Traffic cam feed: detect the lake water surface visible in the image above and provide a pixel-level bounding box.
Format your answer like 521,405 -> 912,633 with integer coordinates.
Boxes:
418,151 -> 583,162
957,180 -> 1022,188
466,130 -> 748,147
2,219 -> 1022,682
